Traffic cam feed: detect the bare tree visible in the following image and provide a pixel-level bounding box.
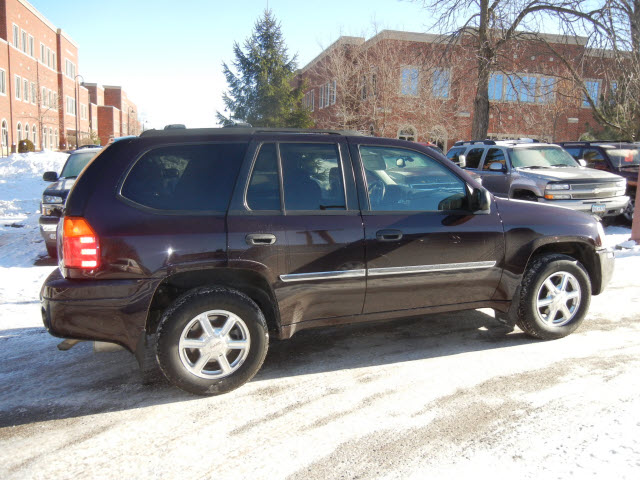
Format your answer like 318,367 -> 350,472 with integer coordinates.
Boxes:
413,0 -> 606,139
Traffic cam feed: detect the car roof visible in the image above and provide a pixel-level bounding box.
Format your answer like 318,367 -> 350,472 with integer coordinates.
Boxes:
138,127 -> 364,138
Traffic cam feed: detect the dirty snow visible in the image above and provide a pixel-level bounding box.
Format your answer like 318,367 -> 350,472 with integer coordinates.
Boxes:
0,151 -> 639,479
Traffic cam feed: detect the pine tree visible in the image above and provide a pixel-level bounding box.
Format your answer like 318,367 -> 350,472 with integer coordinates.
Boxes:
217,10 -> 313,128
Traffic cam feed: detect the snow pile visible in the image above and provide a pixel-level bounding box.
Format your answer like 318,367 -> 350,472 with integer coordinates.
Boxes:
0,151 -> 68,220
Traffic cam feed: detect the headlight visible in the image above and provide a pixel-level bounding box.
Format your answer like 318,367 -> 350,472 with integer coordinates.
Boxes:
546,183 -> 570,190
43,195 -> 63,204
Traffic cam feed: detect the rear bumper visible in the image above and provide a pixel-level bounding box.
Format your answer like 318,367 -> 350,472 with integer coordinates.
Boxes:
538,195 -> 629,218
40,268 -> 160,352
594,247 -> 615,295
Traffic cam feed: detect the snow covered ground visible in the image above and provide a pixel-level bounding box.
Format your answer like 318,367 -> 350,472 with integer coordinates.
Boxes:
0,152 -> 639,479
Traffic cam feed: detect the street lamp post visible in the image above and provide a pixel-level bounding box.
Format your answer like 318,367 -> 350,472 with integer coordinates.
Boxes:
74,74 -> 84,149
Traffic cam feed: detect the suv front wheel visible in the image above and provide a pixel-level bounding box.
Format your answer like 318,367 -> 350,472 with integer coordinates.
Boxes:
516,254 -> 591,339
156,287 -> 269,395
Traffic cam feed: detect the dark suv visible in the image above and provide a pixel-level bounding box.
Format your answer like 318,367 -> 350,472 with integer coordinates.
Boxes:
558,141 -> 638,222
41,128 -> 614,395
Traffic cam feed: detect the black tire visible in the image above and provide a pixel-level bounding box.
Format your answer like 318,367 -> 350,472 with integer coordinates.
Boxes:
156,287 -> 268,396
515,254 -> 591,340
46,244 -> 57,258
514,191 -> 538,202
621,193 -> 635,224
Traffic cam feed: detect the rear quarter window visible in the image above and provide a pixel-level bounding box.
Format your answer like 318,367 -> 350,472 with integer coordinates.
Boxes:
120,143 -> 247,212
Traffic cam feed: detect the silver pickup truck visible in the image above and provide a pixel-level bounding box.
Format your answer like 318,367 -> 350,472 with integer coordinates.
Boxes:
446,140 -> 629,218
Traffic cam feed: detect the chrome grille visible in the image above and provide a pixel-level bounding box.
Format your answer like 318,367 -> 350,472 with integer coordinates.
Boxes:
570,182 -> 623,199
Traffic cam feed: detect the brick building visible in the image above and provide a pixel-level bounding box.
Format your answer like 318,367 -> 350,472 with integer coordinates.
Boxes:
0,0 -> 139,153
295,30 -> 616,151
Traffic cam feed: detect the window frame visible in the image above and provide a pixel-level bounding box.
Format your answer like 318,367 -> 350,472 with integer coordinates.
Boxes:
583,80 -> 601,108
432,68 -> 450,99
13,24 -> 19,47
23,78 -> 29,103
356,143 -> 472,214
400,66 -> 419,97
15,75 -> 21,100
0,69 -> 6,96
479,147 -> 509,171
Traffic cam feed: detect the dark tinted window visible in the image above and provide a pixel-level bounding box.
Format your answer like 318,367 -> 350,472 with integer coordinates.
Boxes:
446,147 -> 465,163
121,143 -> 246,211
583,148 -> 607,169
465,148 -> 484,169
563,147 -> 582,160
482,148 -> 506,170
280,143 -> 345,211
246,143 -> 280,210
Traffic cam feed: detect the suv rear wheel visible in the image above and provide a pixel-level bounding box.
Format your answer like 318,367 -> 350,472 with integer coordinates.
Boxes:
516,254 -> 591,339
156,287 -> 268,395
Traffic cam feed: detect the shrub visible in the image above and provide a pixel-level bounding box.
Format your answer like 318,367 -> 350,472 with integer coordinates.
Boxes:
18,139 -> 35,153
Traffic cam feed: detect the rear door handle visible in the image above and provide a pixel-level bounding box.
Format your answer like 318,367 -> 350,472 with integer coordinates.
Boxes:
376,229 -> 403,242
246,233 -> 277,245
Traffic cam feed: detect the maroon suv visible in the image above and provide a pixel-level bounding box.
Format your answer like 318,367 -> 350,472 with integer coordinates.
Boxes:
41,128 -> 615,395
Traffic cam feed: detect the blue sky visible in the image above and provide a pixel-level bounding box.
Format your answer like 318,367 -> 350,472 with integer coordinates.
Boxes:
33,0 -> 430,129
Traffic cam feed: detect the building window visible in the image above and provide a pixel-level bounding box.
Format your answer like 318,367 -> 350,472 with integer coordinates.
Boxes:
29,36 -> 34,57
506,75 -> 536,103
0,70 -> 5,95
55,130 -> 58,149
583,80 -> 600,107
13,25 -> 19,47
66,96 -> 77,116
43,126 -> 47,148
398,125 -> 417,142
49,91 -> 54,108
1,121 -> 8,150
65,60 -> 76,79
537,77 -> 554,103
42,87 -> 47,107
31,83 -> 36,104
319,85 -> 324,109
23,79 -> 29,102
331,80 -> 336,105
401,67 -> 419,96
488,74 -> 503,101
49,128 -> 53,149
32,125 -> 37,145
15,76 -> 21,100
17,122 -> 22,141
324,83 -> 330,107
372,73 -> 377,97
40,44 -> 45,63
47,49 -> 51,67
22,31 -> 27,53
304,90 -> 315,112
432,69 -> 450,99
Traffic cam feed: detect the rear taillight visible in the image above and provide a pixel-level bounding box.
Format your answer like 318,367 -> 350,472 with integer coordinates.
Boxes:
62,217 -> 100,269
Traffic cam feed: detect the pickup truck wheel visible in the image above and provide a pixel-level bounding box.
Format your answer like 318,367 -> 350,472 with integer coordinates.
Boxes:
156,287 -> 268,396
516,254 -> 591,340
622,194 -> 634,223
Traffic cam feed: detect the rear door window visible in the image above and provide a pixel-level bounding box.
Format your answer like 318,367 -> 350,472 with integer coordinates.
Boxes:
446,147 -> 465,163
121,143 -> 247,212
582,148 -> 608,169
279,143 -> 346,211
482,148 -> 506,170
246,143 -> 280,210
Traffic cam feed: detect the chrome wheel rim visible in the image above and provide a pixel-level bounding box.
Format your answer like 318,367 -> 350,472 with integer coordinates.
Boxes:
536,271 -> 581,327
623,196 -> 634,222
178,310 -> 250,379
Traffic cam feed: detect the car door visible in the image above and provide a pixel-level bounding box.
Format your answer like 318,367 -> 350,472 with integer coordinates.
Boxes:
478,147 -> 510,197
350,140 -> 504,314
227,138 -> 366,328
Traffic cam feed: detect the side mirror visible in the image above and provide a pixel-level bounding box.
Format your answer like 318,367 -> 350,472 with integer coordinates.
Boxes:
578,159 -> 587,167
43,171 -> 58,182
489,162 -> 506,172
471,186 -> 491,213
458,154 -> 466,168
396,158 -> 406,168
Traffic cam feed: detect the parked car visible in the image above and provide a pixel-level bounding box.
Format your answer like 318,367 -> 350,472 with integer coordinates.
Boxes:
41,128 -> 614,396
39,146 -> 102,257
557,141 -> 638,222
445,139 -> 628,218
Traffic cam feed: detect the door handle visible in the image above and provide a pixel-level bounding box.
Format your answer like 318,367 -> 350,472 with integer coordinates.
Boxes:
376,229 -> 403,242
246,233 -> 277,245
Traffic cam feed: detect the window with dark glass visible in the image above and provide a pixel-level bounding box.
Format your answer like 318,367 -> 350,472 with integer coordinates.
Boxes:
464,148 -> 484,169
582,148 -> 607,169
279,143 -> 345,211
482,148 -> 506,170
246,143 -> 280,210
121,143 -> 247,211
563,147 -> 581,160
360,145 -> 467,212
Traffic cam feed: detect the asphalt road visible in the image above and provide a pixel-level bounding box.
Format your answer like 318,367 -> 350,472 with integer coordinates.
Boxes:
1,256 -> 639,480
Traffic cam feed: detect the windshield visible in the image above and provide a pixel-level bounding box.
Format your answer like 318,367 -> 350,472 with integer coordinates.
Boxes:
511,147 -> 579,168
606,148 -> 640,167
60,151 -> 100,178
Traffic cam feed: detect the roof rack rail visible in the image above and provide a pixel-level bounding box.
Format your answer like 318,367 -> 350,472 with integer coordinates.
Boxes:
453,139 -> 496,146
560,140 -> 634,145
139,127 -> 364,138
